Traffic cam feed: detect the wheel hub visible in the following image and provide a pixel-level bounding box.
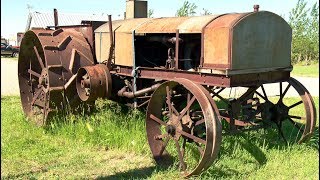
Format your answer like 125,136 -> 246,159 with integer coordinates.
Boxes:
275,102 -> 289,122
166,125 -> 176,136
38,69 -> 48,87
167,114 -> 183,139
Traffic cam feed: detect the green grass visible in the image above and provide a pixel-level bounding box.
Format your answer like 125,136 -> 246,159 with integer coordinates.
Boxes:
292,63 -> 319,77
1,96 -> 319,179
1,56 -> 18,61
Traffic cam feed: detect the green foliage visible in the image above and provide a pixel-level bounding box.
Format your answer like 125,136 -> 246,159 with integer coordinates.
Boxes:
201,8 -> 212,15
176,1 -> 197,17
148,9 -> 154,18
289,0 -> 319,64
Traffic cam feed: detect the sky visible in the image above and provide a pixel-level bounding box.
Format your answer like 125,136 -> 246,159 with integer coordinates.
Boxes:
1,0 -> 317,39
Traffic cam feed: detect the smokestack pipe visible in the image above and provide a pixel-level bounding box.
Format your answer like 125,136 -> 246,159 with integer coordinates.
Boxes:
54,8 -> 58,28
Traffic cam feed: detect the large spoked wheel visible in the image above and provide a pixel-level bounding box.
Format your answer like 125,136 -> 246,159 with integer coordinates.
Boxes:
221,77 -> 316,144
18,29 -> 95,126
146,78 -> 222,177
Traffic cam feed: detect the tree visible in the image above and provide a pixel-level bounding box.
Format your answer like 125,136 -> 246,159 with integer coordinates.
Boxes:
288,0 -> 319,64
201,8 -> 212,15
308,2 -> 319,62
176,1 -> 197,17
148,9 -> 154,18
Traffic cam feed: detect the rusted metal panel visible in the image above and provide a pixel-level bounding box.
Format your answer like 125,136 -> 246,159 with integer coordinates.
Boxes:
135,15 -> 221,34
178,15 -> 221,33
95,32 -> 110,62
114,33 -> 134,66
112,65 -> 290,87
203,11 -> 291,72
95,18 -> 149,63
116,18 -> 150,33
203,13 -> 248,69
231,11 -> 292,70
135,17 -> 189,33
95,20 -> 123,62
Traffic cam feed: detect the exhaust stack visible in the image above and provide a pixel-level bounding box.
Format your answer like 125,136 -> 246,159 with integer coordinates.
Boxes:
125,0 -> 148,19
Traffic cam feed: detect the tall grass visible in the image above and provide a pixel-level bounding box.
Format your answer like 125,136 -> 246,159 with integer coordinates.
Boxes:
1,96 -> 319,179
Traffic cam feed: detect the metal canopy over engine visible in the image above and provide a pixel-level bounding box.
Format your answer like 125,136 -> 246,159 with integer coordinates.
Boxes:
95,11 -> 292,75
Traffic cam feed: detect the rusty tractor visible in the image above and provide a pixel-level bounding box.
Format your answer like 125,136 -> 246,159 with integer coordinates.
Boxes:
18,4 -> 316,177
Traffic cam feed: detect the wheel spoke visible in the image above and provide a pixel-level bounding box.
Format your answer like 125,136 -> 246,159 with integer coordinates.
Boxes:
187,93 -> 191,115
30,88 -> 43,106
166,86 -> 179,116
172,106 -> 179,116
279,82 -> 282,96
176,128 -> 206,145
33,46 -> 45,69
280,84 -> 291,100
28,69 -> 41,78
289,115 -> 306,120
276,122 -> 287,144
159,136 -> 170,156
254,91 -> 268,101
174,138 -> 186,171
288,100 -> 303,109
181,138 -> 186,158
177,96 -> 196,122
261,85 -> 268,101
150,114 -> 167,126
211,88 -> 230,105
166,86 -> 172,114
195,142 -> 204,157
195,119 -> 205,126
288,119 -> 304,134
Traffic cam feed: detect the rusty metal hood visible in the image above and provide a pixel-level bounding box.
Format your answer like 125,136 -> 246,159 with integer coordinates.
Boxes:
95,15 -> 224,34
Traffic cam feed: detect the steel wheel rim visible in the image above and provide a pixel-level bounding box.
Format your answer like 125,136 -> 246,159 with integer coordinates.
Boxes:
229,77 -> 317,144
18,31 -> 52,125
146,78 -> 222,177
18,29 -> 95,125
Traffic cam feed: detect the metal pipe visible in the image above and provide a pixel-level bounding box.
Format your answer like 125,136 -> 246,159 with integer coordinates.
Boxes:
53,8 -> 58,29
132,30 -> 137,107
118,84 -> 161,98
107,15 -> 114,69
175,29 -> 179,70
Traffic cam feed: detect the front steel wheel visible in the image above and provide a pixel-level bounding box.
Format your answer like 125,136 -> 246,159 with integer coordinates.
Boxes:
146,78 -> 222,177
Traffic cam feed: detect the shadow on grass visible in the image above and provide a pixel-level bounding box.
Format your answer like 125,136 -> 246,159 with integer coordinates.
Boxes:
96,166 -> 156,180
2,168 -> 48,179
95,164 -> 177,180
219,133 -> 268,165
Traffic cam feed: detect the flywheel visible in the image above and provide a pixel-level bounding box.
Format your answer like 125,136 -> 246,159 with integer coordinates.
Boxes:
18,28 -> 95,126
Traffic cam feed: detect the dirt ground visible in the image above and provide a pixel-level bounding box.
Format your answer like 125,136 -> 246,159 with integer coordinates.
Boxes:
1,58 -> 20,96
1,57 -> 319,98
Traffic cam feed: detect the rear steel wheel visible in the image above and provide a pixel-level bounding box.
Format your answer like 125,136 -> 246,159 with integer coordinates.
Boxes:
259,77 -> 317,143
146,78 -> 222,177
18,28 -> 95,126
217,77 -> 316,144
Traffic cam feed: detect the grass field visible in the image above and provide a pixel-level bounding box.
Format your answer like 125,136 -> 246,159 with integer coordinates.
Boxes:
1,96 -> 319,179
0,56 -> 18,61
291,63 -> 319,77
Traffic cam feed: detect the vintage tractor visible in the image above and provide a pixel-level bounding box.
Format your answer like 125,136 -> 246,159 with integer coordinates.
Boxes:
18,4 -> 316,177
